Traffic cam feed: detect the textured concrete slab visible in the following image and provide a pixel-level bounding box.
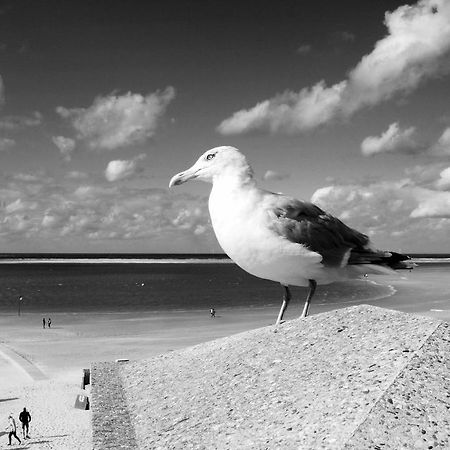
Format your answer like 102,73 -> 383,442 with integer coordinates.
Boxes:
91,363 -> 138,449
91,305 -> 450,449
344,322 -> 450,449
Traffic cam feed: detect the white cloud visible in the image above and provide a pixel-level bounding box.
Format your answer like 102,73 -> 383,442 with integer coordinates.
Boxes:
2,163 -> 447,250
105,160 -> 137,182
430,127 -> 450,156
5,198 -> 38,214
218,81 -> 346,134
361,122 -> 419,156
311,181 -> 413,231
263,169 -> 290,181
65,171 -> 88,180
404,162 -> 448,187
0,111 -> 42,130
105,154 -> 146,182
41,214 -> 60,229
52,136 -> 76,161
0,170 -> 214,249
334,31 -> 355,42
435,167 -> 450,190
172,207 -> 208,235
297,44 -> 312,55
73,185 -> 111,199
218,0 -> 450,135
311,180 -> 450,250
410,190 -> 450,217
12,172 -> 46,183
0,137 -> 15,151
56,87 -> 175,150
344,0 -> 450,115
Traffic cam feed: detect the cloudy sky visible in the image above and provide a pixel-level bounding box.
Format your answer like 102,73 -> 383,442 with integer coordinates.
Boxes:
0,0 -> 449,253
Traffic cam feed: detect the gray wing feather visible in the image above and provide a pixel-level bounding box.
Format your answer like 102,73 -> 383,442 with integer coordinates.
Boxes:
269,195 -> 370,267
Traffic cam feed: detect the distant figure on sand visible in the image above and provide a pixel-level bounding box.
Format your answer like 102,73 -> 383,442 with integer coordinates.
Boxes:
6,413 -> 21,446
48,317 -> 52,328
19,407 -> 31,439
42,317 -> 46,329
210,308 -> 216,318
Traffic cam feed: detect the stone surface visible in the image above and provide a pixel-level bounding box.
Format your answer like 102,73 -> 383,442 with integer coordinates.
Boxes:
344,322 -> 450,450
91,362 -> 138,449
91,305 -> 450,449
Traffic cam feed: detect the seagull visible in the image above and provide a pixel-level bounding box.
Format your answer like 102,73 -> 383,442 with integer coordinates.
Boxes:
169,146 -> 413,324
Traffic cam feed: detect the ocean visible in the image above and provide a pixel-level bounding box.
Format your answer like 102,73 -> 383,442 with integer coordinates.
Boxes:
0,254 -> 448,313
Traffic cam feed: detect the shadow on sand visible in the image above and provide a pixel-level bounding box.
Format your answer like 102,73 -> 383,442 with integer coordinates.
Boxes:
0,397 -> 19,403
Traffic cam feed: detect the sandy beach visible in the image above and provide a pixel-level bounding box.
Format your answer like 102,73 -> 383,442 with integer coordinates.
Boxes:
0,266 -> 449,448
0,308 -> 281,449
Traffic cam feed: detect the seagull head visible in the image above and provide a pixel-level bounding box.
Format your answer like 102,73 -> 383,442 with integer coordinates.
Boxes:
169,146 -> 253,187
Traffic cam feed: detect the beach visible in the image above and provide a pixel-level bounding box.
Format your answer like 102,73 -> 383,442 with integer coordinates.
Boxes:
0,307 -> 282,449
0,263 -> 449,448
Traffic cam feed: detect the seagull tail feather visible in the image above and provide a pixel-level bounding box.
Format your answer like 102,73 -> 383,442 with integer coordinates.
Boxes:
348,249 -> 415,271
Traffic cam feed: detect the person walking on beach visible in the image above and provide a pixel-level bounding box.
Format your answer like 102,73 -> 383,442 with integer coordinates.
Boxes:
42,317 -> 46,329
48,317 -> 52,328
6,413 -> 21,446
210,307 -> 216,318
19,407 -> 31,439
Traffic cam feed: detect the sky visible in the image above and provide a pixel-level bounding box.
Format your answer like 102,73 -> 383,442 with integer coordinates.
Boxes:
0,0 -> 449,254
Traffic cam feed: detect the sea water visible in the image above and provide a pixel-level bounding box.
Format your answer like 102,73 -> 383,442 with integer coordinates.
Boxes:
0,254 -> 448,314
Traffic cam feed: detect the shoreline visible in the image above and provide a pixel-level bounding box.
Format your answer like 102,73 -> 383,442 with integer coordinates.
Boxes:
1,267 -> 450,385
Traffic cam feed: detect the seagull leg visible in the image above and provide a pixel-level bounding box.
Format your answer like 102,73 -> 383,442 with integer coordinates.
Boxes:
300,279 -> 317,318
276,285 -> 291,325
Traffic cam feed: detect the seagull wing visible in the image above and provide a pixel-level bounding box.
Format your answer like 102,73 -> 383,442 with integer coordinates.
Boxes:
267,193 -> 371,267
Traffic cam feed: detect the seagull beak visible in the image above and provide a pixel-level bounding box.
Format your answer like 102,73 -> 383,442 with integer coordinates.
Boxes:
169,166 -> 200,188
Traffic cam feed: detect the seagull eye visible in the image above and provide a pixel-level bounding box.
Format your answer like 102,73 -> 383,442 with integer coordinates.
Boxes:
206,153 -> 215,161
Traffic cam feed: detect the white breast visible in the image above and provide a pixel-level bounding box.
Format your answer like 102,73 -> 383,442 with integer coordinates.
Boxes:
208,181 -> 324,286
